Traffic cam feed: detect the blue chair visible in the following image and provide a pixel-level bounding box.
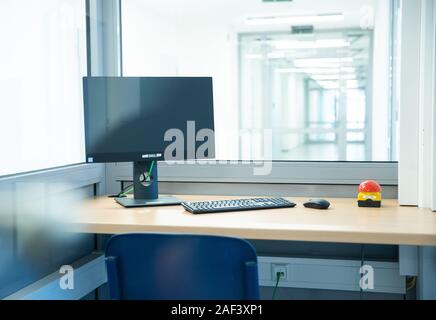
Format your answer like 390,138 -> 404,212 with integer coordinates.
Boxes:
105,233 -> 260,300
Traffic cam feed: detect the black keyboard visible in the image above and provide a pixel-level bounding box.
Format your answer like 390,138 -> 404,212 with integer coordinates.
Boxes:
181,198 -> 296,214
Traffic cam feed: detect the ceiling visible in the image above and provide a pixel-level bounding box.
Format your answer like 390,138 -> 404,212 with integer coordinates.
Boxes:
127,0 -> 379,31
125,0 -> 380,90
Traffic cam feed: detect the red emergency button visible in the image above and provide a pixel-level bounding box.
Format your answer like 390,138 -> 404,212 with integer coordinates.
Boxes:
358,180 -> 382,193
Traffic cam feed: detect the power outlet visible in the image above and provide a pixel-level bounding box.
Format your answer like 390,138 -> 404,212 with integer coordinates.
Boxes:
272,264 -> 288,281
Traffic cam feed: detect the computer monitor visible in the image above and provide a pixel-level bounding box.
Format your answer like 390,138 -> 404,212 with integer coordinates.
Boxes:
83,77 -> 215,208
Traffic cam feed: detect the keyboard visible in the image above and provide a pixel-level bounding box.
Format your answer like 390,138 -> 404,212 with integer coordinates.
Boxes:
181,198 -> 296,214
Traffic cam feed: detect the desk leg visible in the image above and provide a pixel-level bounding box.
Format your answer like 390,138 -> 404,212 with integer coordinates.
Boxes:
418,246 -> 436,300
399,246 -> 419,276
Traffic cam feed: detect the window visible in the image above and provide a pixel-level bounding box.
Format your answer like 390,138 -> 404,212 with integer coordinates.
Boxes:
0,0 -> 87,177
122,0 -> 397,163
239,29 -> 374,161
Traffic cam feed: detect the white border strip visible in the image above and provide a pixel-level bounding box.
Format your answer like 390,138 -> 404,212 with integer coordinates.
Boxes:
4,254 -> 107,300
432,0 -> 436,212
398,0 -> 422,205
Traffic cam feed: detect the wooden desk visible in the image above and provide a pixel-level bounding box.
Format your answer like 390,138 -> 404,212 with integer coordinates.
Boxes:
70,195 -> 436,246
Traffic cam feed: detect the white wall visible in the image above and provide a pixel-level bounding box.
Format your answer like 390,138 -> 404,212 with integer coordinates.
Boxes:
433,0 -> 436,211
122,1 -> 180,75
418,0 -> 436,210
397,0 -> 436,209
398,0 -> 421,206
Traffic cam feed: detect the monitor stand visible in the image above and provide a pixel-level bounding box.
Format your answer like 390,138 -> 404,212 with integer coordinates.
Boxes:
115,161 -> 182,208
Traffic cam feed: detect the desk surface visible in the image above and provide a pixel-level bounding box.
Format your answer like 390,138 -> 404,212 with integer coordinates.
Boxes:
71,195 -> 436,246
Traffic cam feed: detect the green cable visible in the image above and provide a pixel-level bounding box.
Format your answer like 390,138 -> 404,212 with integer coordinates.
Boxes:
272,272 -> 282,300
145,161 -> 155,182
118,186 -> 134,197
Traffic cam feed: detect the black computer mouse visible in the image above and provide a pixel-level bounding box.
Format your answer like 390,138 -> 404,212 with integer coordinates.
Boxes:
304,199 -> 331,210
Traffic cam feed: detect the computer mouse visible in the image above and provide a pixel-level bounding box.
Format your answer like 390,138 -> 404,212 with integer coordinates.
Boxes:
304,199 -> 330,210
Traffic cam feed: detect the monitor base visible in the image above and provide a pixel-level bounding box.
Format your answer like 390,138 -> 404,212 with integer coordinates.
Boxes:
115,196 -> 182,208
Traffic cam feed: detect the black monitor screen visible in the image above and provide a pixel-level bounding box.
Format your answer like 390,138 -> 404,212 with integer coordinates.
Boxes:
83,77 -> 215,163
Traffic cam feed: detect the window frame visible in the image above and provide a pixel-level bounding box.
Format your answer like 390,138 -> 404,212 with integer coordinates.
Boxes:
115,0 -> 399,186
159,161 -> 397,186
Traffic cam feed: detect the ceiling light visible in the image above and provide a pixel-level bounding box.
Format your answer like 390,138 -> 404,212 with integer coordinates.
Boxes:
316,80 -> 361,90
276,68 -> 358,76
317,81 -> 339,89
245,13 -> 344,26
299,68 -> 341,74
268,52 -> 286,59
246,54 -> 263,60
294,57 -> 353,65
276,68 -> 341,74
296,63 -> 342,69
246,52 -> 287,60
274,39 -> 350,50
275,68 -> 300,73
341,67 -> 356,73
311,74 -> 357,80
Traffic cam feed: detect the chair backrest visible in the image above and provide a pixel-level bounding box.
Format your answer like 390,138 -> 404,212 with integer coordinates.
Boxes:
105,233 -> 259,300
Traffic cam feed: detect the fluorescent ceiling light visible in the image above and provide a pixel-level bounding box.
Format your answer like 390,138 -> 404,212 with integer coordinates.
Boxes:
317,80 -> 360,90
341,67 -> 356,73
295,63 -> 342,69
275,68 -> 300,73
312,74 -> 357,80
276,68 -> 341,74
246,52 -> 286,60
268,52 -> 286,59
274,39 -> 350,50
317,81 -> 339,89
299,68 -> 341,74
246,54 -> 263,60
294,57 -> 353,65
276,67 -> 357,76
245,13 -> 344,26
